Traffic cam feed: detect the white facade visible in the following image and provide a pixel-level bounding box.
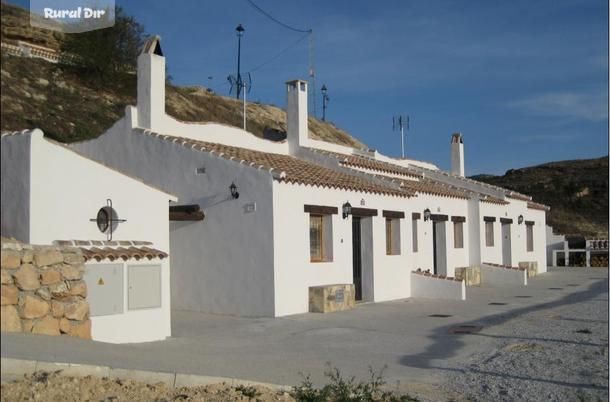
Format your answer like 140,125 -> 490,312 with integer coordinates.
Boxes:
1,129 -> 175,343
67,36 -> 549,317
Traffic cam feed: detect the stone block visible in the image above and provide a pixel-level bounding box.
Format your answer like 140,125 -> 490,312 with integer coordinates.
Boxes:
61,264 -> 84,280
13,264 -> 40,291
36,286 -> 51,301
49,281 -> 70,299
40,269 -> 62,285
51,300 -> 65,318
34,249 -> 63,267
0,305 -> 21,332
21,250 -> 33,263
67,319 -> 91,339
63,252 -> 85,265
64,300 -> 89,320
454,266 -> 481,286
1,269 -> 13,284
21,294 -> 49,319
1,250 -> 21,270
1,284 -> 18,305
32,316 -> 60,336
68,280 -> 87,298
59,317 -> 70,334
519,261 -> 538,278
309,284 -> 355,313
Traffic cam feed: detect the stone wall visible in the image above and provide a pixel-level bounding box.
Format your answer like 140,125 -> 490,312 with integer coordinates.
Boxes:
1,240 -> 91,339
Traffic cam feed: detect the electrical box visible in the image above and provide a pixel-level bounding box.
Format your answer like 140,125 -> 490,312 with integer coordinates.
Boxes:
128,265 -> 161,310
84,263 -> 124,316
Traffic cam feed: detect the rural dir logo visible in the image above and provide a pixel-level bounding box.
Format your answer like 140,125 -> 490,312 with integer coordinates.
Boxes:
30,0 -> 115,33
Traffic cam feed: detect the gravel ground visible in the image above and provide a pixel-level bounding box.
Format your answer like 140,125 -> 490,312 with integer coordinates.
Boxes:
441,279 -> 609,401
1,372 -> 295,402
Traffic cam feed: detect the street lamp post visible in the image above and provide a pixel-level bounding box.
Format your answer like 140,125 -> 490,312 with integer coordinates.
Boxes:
235,24 -> 245,99
321,84 -> 329,121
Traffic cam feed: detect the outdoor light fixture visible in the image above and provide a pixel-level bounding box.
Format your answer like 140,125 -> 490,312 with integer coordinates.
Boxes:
89,199 -> 126,241
342,201 -> 352,219
518,214 -> 524,225
423,208 -> 432,221
230,182 -> 240,199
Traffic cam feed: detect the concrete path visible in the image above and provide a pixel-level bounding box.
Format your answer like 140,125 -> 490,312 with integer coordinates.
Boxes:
1,268 -> 607,397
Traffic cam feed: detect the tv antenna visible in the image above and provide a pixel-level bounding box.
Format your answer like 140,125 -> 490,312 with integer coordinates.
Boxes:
393,115 -> 410,158
228,72 -> 252,130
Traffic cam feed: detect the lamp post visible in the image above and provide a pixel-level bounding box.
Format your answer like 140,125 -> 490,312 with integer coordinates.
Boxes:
342,201 -> 352,219
321,84 -> 329,121
235,24 -> 245,99
423,208 -> 431,222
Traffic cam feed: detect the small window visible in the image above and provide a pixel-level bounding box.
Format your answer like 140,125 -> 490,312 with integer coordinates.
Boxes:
385,218 -> 401,255
412,218 -> 418,252
485,221 -> 494,247
526,223 -> 534,252
309,214 -> 333,262
454,221 -> 464,248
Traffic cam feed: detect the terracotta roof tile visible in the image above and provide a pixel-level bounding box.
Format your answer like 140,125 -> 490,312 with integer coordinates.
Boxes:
147,133 -> 412,198
506,192 -> 532,201
399,179 -> 470,199
80,246 -> 168,262
307,148 -> 423,178
480,196 -> 510,205
527,201 -> 550,211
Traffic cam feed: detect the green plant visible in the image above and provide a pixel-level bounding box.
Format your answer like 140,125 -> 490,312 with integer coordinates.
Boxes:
292,363 -> 418,402
235,384 -> 261,399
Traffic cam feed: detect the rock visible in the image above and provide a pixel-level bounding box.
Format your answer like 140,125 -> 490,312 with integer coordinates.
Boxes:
64,300 -> 89,321
63,253 -> 84,265
1,284 -> 18,305
1,250 -> 21,269
1,269 -> 13,284
32,316 -> 60,336
40,269 -> 62,285
68,320 -> 91,340
22,250 -> 33,263
37,78 -> 49,86
61,264 -> 84,280
1,305 -> 22,332
49,282 -> 70,299
36,287 -> 51,301
59,318 -> 70,334
34,249 -> 64,267
22,319 -> 33,332
21,295 -> 49,319
69,281 -> 87,298
32,93 -> 47,102
51,300 -> 65,318
13,264 -> 40,290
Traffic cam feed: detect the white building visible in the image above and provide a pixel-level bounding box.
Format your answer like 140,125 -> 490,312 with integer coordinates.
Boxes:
66,36 -> 549,317
1,129 -> 176,343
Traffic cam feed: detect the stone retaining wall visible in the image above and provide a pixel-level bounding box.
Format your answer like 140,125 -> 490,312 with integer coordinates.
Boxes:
1,240 -> 91,339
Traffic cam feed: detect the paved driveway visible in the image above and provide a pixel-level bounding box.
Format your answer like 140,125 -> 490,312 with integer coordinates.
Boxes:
1,268 -> 607,398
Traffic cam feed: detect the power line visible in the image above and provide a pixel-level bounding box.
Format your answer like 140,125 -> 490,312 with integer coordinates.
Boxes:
246,32 -> 309,73
244,0 -> 311,33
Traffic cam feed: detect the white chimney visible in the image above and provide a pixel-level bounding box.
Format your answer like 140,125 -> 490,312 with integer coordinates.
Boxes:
286,79 -> 308,155
137,35 -> 165,130
451,132 -> 465,177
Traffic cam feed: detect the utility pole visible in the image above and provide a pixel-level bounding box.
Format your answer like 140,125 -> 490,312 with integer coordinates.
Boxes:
235,24 -> 245,99
321,84 -> 329,122
393,115 -> 409,158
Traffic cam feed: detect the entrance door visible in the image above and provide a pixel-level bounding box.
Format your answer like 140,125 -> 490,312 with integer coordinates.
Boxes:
502,223 -> 512,266
352,217 -> 362,301
433,221 -> 447,275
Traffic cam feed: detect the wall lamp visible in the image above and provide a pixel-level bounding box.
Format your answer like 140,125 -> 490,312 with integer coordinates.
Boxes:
423,208 -> 431,221
517,214 -> 524,225
342,201 -> 352,219
230,182 -> 240,199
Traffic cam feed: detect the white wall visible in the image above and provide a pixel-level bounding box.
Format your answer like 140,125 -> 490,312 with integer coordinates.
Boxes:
87,259 -> 171,343
1,131 -> 31,242
410,273 -> 466,300
72,119 -> 277,317
480,264 -> 527,286
546,225 -> 565,267
272,182 -> 415,316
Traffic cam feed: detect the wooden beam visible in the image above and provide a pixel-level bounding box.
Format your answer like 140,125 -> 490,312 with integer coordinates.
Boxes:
430,214 -> 448,222
483,216 -> 496,222
382,210 -> 405,219
304,205 -> 338,215
169,211 -> 205,221
525,220 -> 535,226
351,207 -> 378,217
451,216 -> 466,223
411,212 -> 421,220
500,217 -> 513,224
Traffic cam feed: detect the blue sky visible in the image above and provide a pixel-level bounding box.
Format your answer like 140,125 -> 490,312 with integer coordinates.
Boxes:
18,0 -> 609,174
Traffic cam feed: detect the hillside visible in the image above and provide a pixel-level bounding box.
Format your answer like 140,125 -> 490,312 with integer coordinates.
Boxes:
471,157 -> 609,238
0,2 -> 365,148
